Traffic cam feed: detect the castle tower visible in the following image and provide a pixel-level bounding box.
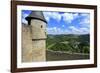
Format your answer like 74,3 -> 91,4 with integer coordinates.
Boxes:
24,11 -> 47,62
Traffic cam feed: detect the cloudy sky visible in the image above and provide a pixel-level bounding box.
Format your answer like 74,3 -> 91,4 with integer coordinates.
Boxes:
22,10 -> 90,35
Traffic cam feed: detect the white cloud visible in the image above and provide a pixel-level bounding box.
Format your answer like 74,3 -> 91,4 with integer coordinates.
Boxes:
47,27 -> 70,35
80,27 -> 89,32
43,12 -> 79,23
22,19 -> 27,24
44,12 -> 90,27
80,18 -> 90,28
80,17 -> 90,24
79,13 -> 90,28
62,13 -> 78,23
22,13 -> 29,18
43,12 -> 62,22
22,12 -> 29,24
69,26 -> 80,32
43,12 -> 51,21
80,13 -> 89,17
62,25 -> 65,27
69,26 -> 89,34
47,25 -> 89,35
47,27 -> 62,34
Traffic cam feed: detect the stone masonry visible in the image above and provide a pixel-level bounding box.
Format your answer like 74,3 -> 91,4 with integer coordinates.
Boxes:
22,11 -> 47,62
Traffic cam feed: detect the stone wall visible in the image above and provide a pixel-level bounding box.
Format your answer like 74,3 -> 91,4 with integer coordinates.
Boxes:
22,19 -> 46,62
46,50 -> 89,61
30,19 -> 46,39
22,24 -> 33,62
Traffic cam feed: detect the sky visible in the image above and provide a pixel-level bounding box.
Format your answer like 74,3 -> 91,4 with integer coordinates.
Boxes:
22,10 -> 90,35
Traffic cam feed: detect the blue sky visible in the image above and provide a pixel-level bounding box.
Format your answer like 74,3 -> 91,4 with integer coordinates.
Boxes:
22,10 -> 90,35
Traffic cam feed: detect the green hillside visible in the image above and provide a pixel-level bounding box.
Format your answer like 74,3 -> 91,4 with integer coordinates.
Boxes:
46,34 -> 90,54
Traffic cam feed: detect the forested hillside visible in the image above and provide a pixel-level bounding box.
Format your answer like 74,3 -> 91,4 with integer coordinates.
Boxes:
46,34 -> 90,54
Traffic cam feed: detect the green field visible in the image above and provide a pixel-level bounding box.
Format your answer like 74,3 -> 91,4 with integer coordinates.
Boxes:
46,34 -> 90,54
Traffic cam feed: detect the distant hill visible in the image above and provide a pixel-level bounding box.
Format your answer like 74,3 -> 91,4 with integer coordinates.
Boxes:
46,34 -> 90,54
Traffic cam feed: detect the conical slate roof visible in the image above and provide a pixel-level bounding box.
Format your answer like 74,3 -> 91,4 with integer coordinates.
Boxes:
25,11 -> 47,24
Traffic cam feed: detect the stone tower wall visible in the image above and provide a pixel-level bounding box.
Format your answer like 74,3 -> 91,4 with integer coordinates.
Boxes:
22,24 -> 33,62
31,19 -> 46,39
22,19 -> 46,62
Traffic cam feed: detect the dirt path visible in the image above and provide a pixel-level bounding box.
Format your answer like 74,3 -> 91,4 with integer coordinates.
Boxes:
47,43 -> 56,49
